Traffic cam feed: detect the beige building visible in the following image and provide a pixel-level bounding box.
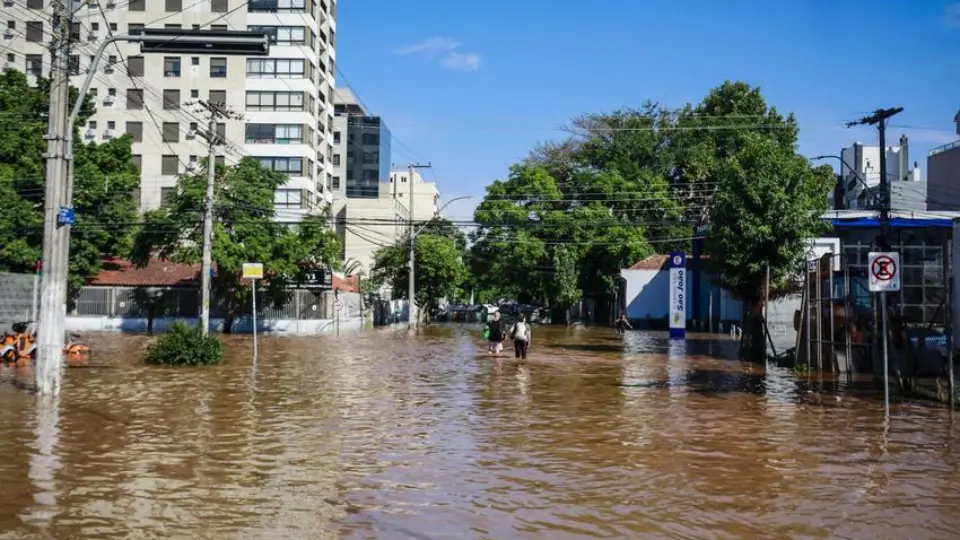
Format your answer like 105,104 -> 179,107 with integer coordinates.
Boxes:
3,0 -> 336,221
388,168 -> 439,220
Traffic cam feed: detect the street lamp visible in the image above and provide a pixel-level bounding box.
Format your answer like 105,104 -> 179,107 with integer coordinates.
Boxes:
408,195 -> 471,330
811,154 -> 873,210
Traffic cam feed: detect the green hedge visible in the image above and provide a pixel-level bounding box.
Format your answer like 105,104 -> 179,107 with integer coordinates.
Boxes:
144,321 -> 223,366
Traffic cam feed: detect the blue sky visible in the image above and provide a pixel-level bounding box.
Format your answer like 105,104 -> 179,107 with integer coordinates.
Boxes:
336,0 -> 960,220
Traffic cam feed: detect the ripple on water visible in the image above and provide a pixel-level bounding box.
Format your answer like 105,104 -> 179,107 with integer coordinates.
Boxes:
1,326 -> 960,539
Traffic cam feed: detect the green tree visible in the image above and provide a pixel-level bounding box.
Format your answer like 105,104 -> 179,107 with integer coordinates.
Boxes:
705,133 -> 834,361
130,156 -> 340,333
0,70 -> 140,297
369,233 -> 466,319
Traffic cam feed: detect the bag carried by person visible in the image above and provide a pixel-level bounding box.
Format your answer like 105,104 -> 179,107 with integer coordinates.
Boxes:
482,327 -> 490,340
512,321 -> 529,341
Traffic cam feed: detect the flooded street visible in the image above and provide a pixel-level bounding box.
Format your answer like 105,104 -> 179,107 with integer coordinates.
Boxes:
1,325 -> 959,539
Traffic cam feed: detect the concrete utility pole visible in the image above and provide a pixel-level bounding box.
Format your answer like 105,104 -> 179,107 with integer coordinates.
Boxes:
192,99 -> 243,335
846,107 -> 903,249
35,0 -> 73,396
407,163 -> 431,329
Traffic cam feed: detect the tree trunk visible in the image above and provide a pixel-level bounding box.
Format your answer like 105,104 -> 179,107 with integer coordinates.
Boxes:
743,300 -> 766,363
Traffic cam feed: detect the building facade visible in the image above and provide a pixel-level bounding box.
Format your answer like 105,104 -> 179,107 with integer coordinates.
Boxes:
839,136 -> 923,211
3,0 -> 336,221
387,168 -> 439,221
331,86 -> 391,199
926,111 -> 960,212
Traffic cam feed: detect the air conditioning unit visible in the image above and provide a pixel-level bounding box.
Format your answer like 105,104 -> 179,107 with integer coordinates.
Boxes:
84,129 -> 96,139
104,65 -> 114,73
3,28 -> 14,39
103,129 -> 115,139
103,95 -> 115,105
88,31 -> 98,41
3,62 -> 13,71
185,130 -> 196,140
186,161 -> 198,171
105,0 -> 115,7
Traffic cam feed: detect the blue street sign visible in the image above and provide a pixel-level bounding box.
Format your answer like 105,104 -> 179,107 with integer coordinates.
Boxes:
57,207 -> 75,226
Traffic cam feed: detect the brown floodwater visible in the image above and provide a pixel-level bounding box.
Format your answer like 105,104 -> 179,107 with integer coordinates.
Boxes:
1,325 -> 959,539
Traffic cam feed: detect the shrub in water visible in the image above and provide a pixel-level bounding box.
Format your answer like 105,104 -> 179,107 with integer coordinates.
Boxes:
144,321 -> 223,366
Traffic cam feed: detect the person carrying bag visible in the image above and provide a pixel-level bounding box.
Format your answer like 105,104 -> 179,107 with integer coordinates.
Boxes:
510,314 -> 531,360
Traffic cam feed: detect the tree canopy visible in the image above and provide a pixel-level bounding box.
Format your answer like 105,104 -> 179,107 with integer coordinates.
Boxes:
130,156 -> 340,332
0,70 -> 140,296
369,230 -> 466,317
469,79 -> 833,330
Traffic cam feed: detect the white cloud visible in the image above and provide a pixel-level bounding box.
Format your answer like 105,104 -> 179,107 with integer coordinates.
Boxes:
393,36 -> 481,71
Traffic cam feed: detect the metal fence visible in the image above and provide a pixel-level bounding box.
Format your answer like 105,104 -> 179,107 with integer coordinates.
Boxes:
73,286 -> 362,320
794,244 -> 955,403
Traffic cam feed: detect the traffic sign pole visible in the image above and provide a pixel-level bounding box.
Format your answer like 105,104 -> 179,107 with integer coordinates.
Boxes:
242,263 -> 263,363
868,252 -> 901,416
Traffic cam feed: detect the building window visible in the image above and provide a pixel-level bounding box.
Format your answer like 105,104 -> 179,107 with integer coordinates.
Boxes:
361,133 -> 379,145
244,91 -> 304,111
165,0 -> 182,11
161,155 -> 179,176
209,57 -> 227,78
215,156 -> 226,167
248,0 -> 307,13
26,0 -> 43,8
332,154 -> 340,166
333,131 -> 341,144
209,89 -> 226,105
163,89 -> 180,110
245,124 -> 304,144
192,57 -> 200,66
211,0 -> 228,12
68,55 -> 79,76
127,56 -> 144,77
160,187 -> 175,205
162,122 -> 179,143
26,21 -> 42,43
128,23 -> 144,33
131,155 -> 142,171
258,156 -> 302,175
274,189 -> 303,209
126,121 -> 143,142
126,89 -> 144,109
248,25 -> 306,44
163,56 -> 181,77
25,54 -> 42,77
246,58 -> 305,79
216,123 -> 226,140
129,0 -> 145,10
191,89 -> 199,98
331,176 -> 340,189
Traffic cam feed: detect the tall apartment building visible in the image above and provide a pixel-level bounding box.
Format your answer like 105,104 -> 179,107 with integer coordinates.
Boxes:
330,86 -> 391,199
2,0 -> 336,222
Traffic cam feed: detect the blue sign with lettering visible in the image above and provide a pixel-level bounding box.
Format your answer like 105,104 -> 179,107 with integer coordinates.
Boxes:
57,207 -> 75,226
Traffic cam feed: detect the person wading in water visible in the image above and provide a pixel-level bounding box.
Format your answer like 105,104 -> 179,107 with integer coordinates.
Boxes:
510,314 -> 531,362
486,312 -> 504,358
614,313 -> 632,334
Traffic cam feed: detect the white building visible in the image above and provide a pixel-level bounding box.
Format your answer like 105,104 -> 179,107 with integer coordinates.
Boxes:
332,192 -> 409,275
388,168 -> 439,221
840,135 -> 923,211
4,0 -> 336,221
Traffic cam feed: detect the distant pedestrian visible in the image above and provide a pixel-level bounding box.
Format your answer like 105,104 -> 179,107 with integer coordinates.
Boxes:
510,314 -> 531,361
487,312 -> 504,357
615,313 -> 632,334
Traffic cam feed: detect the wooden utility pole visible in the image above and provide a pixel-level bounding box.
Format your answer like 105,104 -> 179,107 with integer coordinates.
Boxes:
191,99 -> 243,335
846,107 -> 903,250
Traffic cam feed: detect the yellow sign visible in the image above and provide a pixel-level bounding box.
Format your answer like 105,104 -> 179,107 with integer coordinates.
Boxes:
242,263 -> 263,280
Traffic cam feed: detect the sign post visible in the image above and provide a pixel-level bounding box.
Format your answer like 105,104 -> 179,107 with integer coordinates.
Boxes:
334,295 -> 344,337
242,263 -> 264,361
668,252 -> 687,340
868,251 -> 901,414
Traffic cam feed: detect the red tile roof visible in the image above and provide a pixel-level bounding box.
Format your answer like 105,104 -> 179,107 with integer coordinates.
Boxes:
89,258 -> 359,292
88,258 -> 199,287
628,254 -> 710,271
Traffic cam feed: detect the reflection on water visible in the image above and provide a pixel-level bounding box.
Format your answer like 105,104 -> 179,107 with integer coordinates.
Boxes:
0,325 -> 959,539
